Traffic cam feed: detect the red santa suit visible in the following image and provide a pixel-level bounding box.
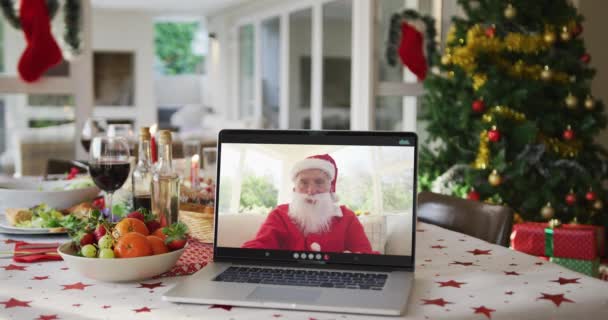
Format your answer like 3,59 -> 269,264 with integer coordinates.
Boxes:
242,204 -> 376,254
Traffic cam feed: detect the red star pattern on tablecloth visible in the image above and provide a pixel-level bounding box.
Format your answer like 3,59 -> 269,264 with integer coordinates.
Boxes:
504,271 -> 520,276
472,305 -> 495,319
36,315 -> 58,320
551,277 -> 580,285
2,264 -> 27,271
133,307 -> 152,313
32,276 -> 49,280
102,305 -> 111,309
467,249 -> 492,255
209,304 -> 233,311
421,298 -> 453,307
0,298 -> 31,308
450,261 -> 477,266
437,280 -> 466,288
505,291 -> 514,295
72,304 -> 81,307
137,282 -> 165,289
431,245 -> 446,249
272,314 -> 282,317
61,282 -> 93,290
535,262 -> 544,266
537,293 -> 574,307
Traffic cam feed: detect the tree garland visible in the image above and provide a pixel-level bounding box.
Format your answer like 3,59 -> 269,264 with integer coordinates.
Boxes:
386,9 -> 438,68
0,0 -> 80,53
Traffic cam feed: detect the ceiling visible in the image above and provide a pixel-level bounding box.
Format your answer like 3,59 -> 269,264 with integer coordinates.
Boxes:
91,0 -> 248,15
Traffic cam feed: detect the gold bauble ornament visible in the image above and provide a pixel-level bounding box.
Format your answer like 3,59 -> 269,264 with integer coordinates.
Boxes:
543,31 -> 556,45
441,54 -> 451,65
540,65 -> 552,81
560,26 -> 571,41
584,96 -> 595,110
548,219 -> 562,229
565,93 -> 578,109
504,4 -> 517,19
488,170 -> 502,186
541,202 -> 555,220
593,199 -> 603,210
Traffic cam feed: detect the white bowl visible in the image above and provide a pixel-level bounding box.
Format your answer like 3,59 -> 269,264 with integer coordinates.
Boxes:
0,178 -> 100,211
57,242 -> 186,282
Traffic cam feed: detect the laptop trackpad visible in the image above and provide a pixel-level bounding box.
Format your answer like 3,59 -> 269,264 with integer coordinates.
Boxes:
247,287 -> 321,303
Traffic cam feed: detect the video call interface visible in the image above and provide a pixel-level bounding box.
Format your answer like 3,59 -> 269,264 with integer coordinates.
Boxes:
216,143 -> 416,259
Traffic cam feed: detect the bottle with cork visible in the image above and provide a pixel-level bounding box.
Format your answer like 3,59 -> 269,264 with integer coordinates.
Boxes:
132,127 -> 152,211
151,130 -> 180,226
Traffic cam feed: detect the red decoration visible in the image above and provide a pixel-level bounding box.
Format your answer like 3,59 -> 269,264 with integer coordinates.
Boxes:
562,127 -> 575,141
505,291 -> 514,295
472,305 -> 495,319
102,305 -> 111,309
0,298 -> 32,308
504,271 -> 520,276
580,53 -> 591,64
437,280 -> 466,288
31,276 -> 49,280
550,277 -> 580,285
537,293 -> 574,307
565,191 -> 577,206
2,264 -> 27,271
431,245 -> 446,249
37,315 -> 58,320
61,282 -> 93,290
585,190 -> 597,201
398,22 -> 428,81
488,126 -> 501,142
17,0 -> 63,82
467,189 -> 481,201
485,26 -> 496,38
66,167 -> 79,180
468,249 -> 492,255
137,282 -> 165,290
151,135 -> 158,163
133,307 -> 152,313
421,298 -> 453,307
450,261 -> 477,266
209,304 -> 233,311
472,100 -> 486,113
572,23 -> 583,36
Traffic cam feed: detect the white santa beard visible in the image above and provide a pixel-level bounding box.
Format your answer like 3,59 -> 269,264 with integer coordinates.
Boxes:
288,192 -> 342,235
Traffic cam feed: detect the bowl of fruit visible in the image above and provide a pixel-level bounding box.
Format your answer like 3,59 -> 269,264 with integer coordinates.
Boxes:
57,209 -> 189,282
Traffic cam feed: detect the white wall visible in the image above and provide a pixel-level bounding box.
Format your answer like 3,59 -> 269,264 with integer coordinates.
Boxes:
91,9 -> 156,128
155,75 -> 204,106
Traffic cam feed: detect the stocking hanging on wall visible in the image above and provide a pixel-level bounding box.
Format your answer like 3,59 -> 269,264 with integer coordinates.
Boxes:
397,22 -> 427,81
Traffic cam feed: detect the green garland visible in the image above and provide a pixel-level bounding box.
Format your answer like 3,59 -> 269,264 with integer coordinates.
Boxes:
0,0 -> 80,53
386,9 -> 439,68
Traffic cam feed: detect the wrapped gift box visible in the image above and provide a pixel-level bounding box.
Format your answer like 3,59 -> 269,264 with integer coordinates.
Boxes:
551,257 -> 599,278
511,222 -> 605,260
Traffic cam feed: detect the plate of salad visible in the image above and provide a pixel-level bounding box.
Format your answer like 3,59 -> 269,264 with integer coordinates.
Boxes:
0,202 -> 95,234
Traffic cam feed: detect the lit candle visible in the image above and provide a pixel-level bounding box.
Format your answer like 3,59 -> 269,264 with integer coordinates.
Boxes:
190,154 -> 200,189
150,124 -> 158,163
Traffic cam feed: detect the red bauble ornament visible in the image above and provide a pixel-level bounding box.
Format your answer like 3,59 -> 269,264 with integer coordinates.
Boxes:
565,192 -> 577,206
488,126 -> 501,142
467,189 -> 480,201
472,99 -> 486,113
485,26 -> 496,38
572,23 -> 583,36
585,190 -> 597,201
562,126 -> 575,141
580,53 -> 591,64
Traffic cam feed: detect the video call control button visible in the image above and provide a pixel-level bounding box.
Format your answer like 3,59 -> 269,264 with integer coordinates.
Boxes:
308,253 -> 314,260
293,253 -> 299,259
315,254 -> 322,260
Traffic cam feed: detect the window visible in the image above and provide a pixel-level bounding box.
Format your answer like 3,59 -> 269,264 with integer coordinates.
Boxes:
238,24 -> 255,119
154,22 -> 205,75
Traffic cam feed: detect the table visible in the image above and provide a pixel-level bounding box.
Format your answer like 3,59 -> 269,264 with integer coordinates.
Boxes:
2,222 -> 608,319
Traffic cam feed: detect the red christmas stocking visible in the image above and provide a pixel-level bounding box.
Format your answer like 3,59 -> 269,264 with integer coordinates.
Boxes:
17,0 -> 63,83
397,22 -> 427,81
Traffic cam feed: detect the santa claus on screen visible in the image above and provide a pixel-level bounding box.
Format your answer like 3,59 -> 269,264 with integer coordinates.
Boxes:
242,154 -> 377,254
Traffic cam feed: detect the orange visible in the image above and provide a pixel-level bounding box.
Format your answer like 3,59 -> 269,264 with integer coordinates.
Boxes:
114,218 -> 149,237
151,228 -> 166,241
114,233 -> 153,258
146,236 -> 169,255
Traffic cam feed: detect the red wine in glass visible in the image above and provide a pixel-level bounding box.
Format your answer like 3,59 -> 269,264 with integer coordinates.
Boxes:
89,161 -> 131,193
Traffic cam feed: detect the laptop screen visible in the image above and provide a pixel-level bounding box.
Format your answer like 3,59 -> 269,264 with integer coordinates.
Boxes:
213,130 -> 417,269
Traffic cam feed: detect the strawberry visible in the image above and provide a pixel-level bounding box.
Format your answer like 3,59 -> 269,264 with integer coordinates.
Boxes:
93,224 -> 107,242
146,220 -> 161,233
167,239 -> 187,250
92,197 -> 105,210
80,233 -> 95,246
127,211 -> 145,221
162,222 -> 188,250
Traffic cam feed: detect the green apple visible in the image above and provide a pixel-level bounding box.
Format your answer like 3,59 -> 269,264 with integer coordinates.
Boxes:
81,244 -> 97,258
98,248 -> 115,259
98,235 -> 114,249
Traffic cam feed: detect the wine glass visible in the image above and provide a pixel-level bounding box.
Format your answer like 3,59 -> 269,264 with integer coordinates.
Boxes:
89,136 -> 131,222
81,118 -> 107,153
107,123 -> 136,156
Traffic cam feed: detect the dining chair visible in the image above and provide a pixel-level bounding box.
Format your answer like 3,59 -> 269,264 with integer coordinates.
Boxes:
417,191 -> 514,247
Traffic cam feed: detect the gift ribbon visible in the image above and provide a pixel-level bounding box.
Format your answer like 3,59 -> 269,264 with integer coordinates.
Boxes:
544,227 -> 554,257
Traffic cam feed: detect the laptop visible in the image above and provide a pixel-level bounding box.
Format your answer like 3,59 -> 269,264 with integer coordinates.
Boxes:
163,129 -> 417,316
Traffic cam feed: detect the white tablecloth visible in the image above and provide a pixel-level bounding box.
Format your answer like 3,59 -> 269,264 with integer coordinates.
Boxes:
1,222 -> 608,319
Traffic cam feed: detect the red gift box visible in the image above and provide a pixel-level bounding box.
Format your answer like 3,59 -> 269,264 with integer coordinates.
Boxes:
511,222 -> 605,260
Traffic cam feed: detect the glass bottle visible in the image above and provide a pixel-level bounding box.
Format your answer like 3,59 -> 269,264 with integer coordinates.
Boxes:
151,130 -> 180,226
132,127 -> 152,212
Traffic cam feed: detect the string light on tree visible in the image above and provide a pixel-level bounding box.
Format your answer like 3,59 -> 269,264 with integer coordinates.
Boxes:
584,95 -> 595,110
540,65 -> 553,81
563,125 -> 575,141
488,126 -> 501,142
565,190 -> 577,206
560,26 -> 571,41
488,170 -> 502,186
541,202 -> 555,220
565,93 -> 578,109
543,30 -> 556,45
593,200 -> 603,210
504,3 -> 517,19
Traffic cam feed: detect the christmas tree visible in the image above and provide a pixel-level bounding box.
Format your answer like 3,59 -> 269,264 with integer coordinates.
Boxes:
418,0 -> 608,227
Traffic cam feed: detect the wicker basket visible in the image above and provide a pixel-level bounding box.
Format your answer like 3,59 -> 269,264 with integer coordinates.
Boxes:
179,205 -> 215,243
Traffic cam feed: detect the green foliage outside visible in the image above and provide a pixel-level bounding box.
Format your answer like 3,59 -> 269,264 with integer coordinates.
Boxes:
239,175 -> 278,212
417,0 -> 608,227
154,22 -> 204,75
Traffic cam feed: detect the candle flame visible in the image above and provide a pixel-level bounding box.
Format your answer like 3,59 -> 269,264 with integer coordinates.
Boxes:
150,124 -> 158,134
192,154 -> 200,162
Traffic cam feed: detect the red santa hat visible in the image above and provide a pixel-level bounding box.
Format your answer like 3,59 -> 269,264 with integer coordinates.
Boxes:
291,154 -> 338,193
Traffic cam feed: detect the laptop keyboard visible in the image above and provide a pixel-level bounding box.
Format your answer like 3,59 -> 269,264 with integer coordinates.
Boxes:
213,266 -> 388,290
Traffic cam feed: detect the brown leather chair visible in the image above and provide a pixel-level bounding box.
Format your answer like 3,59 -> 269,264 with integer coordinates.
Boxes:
417,191 -> 514,247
